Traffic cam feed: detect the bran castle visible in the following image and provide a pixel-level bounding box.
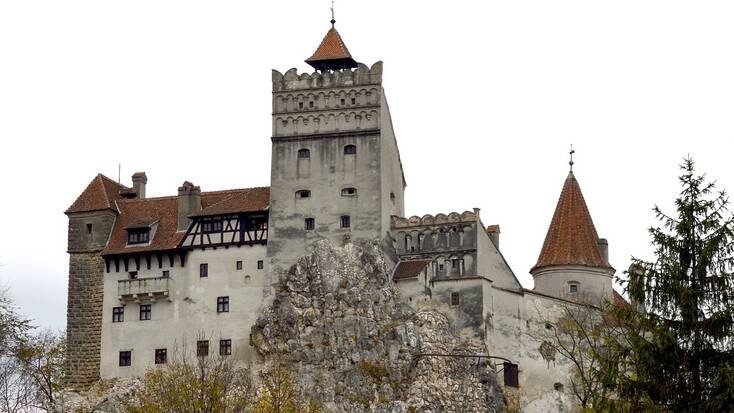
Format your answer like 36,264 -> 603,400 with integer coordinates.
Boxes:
64,20 -> 624,412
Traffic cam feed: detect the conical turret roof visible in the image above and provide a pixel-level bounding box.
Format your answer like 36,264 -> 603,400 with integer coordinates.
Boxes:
305,26 -> 358,71
531,172 -> 613,273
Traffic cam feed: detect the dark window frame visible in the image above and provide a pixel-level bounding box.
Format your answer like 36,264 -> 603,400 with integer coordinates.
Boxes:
139,304 -> 151,321
257,260 -> 264,270
196,340 -> 209,357
119,351 -> 131,367
341,187 -> 357,197
200,263 -> 208,278
340,215 -> 351,229
155,348 -> 167,364
112,306 -> 124,323
295,189 -> 311,199
298,148 -> 310,159
217,296 -> 230,313
219,339 -> 232,356
343,144 -> 357,155
236,260 -> 243,270
450,292 -> 461,306
305,218 -> 315,230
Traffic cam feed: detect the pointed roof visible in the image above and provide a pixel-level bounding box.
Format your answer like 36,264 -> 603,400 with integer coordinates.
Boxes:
65,174 -> 129,214
531,172 -> 613,273
305,26 -> 358,71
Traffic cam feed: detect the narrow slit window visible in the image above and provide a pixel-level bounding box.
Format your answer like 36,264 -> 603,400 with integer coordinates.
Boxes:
341,187 -> 357,197
86,223 -> 93,235
305,218 -> 315,230
340,215 -> 351,229
200,263 -> 208,278
236,260 -> 243,270
257,260 -> 264,270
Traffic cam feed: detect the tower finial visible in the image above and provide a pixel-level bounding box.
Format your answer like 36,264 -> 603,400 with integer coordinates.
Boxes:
330,1 -> 335,27
569,144 -> 575,173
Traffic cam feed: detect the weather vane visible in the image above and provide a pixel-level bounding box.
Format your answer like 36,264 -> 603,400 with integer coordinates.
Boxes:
569,144 -> 575,173
330,1 -> 335,27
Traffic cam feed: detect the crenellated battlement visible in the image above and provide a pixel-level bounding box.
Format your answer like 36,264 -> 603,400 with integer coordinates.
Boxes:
391,209 -> 480,229
272,61 -> 383,92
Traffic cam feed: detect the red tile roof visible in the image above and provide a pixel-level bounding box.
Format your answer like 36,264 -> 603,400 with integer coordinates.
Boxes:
65,174 -> 129,214
101,187 -> 270,256
306,27 -> 354,63
531,173 -> 613,273
191,187 -> 269,217
486,225 -> 500,234
393,259 -> 432,280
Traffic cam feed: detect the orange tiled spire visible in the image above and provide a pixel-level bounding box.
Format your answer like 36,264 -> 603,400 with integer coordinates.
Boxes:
305,9 -> 357,71
531,171 -> 613,273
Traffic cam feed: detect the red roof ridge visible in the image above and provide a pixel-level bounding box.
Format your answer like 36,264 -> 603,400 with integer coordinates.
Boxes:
114,186 -> 271,204
65,173 -> 129,214
531,173 -> 613,273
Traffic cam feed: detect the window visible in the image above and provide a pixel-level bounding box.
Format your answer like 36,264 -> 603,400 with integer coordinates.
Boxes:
119,351 -> 131,366
341,187 -> 357,197
350,97 -> 356,105
162,270 -> 170,277
298,102 -> 303,110
127,228 -> 149,244
86,223 -> 93,235
196,340 -> 209,357
450,292 -> 461,306
202,220 -> 223,233
295,190 -> 311,199
257,260 -> 264,270
309,101 -> 314,108
305,218 -> 315,230
129,271 -> 138,279
219,339 -> 232,356
139,304 -> 151,321
236,260 -> 243,270
340,215 -> 351,228
200,263 -> 208,277
298,148 -> 310,159
112,307 -> 124,323
569,283 -> 579,294
340,98 -> 345,106
343,145 -> 357,155
390,192 -> 396,202
155,349 -> 167,364
217,296 -> 229,313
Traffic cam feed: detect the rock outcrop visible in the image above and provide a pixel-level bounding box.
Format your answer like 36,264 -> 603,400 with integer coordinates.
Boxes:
251,239 -> 504,412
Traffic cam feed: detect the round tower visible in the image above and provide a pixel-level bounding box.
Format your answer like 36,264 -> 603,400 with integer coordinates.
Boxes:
530,167 -> 615,304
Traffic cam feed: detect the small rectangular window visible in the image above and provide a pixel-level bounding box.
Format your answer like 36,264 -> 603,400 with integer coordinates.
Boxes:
219,339 -> 232,356
236,260 -> 243,270
257,260 -> 264,270
200,263 -> 208,277
162,270 -> 170,277
112,307 -> 124,323
119,351 -> 131,367
569,284 -> 578,293
217,296 -> 230,313
340,215 -> 351,228
139,304 -> 151,321
298,148 -> 310,159
450,292 -> 460,306
155,348 -> 167,364
86,223 -> 93,235
343,145 -> 357,155
305,218 -> 315,230
129,271 -> 138,279
196,340 -> 209,357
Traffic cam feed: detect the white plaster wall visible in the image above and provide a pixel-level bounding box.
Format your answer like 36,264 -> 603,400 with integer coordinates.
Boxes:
100,245 -> 267,378
476,222 -> 522,291
533,265 -> 614,305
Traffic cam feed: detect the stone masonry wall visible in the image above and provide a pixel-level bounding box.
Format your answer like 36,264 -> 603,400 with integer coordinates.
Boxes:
65,252 -> 105,390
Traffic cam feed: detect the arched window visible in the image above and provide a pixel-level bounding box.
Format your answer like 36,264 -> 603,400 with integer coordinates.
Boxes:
341,187 -> 357,197
298,148 -> 310,159
295,190 -> 311,199
344,145 -> 357,155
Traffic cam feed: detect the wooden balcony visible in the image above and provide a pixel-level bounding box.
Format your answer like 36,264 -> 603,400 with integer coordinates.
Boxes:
118,276 -> 171,303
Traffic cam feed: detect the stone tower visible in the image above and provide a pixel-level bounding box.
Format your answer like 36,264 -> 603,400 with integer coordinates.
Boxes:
64,174 -> 126,390
266,21 -> 406,277
530,170 -> 615,304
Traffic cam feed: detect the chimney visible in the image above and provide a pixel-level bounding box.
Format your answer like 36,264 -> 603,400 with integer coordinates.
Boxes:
597,238 -> 609,263
487,225 -> 500,250
132,172 -> 147,199
177,181 -> 202,231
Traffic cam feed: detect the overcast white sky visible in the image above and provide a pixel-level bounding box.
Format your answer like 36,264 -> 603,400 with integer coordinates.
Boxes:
1,1 -> 733,330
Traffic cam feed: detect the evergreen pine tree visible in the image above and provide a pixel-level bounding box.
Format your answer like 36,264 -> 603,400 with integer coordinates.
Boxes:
618,157 -> 734,411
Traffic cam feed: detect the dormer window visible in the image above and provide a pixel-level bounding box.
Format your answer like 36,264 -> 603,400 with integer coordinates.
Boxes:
201,220 -> 223,233
127,228 -> 150,245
